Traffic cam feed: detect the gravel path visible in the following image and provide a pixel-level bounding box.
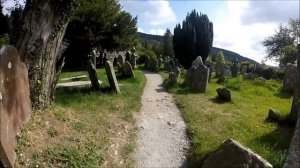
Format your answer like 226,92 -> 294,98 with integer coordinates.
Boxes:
135,71 -> 189,168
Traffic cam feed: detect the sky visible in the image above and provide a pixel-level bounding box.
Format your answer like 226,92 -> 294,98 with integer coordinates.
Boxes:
120,0 -> 300,66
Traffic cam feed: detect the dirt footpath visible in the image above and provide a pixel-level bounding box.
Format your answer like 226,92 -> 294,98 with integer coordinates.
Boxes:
135,71 -> 189,168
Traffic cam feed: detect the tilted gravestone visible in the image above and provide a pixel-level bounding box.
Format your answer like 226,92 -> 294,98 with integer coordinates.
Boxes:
105,61 -> 120,93
123,61 -> 135,78
130,53 -> 137,69
0,45 -> 31,167
185,56 -> 209,93
117,54 -> 125,67
283,63 -> 297,93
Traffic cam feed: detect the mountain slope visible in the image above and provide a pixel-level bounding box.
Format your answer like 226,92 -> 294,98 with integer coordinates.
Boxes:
138,32 -> 259,64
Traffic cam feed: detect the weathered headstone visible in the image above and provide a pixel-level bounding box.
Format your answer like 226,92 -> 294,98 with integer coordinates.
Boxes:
215,62 -> 224,78
87,58 -> 101,91
169,66 -> 181,84
216,87 -> 231,101
123,61 -> 135,78
130,53 -> 137,69
283,63 -> 297,93
0,45 -> 31,167
224,68 -> 232,77
105,61 -> 120,93
116,62 -> 123,75
185,56 -> 209,93
231,59 -> 239,77
117,54 -> 125,66
202,139 -> 273,168
125,51 -> 131,62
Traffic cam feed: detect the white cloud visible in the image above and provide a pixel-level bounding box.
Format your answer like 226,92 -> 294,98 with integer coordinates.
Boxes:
120,0 -> 176,25
149,28 -> 165,35
138,27 -> 145,33
241,1 -> 299,25
213,0 -> 292,66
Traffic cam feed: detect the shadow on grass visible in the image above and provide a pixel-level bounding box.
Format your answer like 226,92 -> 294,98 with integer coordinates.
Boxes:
209,97 -> 230,104
55,86 -> 114,105
250,126 -> 294,167
273,90 -> 293,99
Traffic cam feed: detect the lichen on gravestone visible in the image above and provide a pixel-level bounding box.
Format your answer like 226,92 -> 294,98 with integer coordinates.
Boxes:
0,45 -> 31,168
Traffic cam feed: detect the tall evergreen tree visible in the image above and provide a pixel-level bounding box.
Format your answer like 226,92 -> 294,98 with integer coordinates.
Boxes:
173,10 -> 213,69
163,28 -> 174,59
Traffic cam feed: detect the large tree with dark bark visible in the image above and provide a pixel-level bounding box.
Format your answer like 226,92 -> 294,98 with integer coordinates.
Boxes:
14,0 -> 76,109
173,10 -> 213,69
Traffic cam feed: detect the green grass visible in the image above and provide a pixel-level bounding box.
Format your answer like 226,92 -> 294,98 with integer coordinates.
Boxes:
16,68 -> 146,168
161,70 -> 294,168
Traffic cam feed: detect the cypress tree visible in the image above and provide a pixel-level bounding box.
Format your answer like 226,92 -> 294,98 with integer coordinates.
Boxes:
173,10 -> 213,69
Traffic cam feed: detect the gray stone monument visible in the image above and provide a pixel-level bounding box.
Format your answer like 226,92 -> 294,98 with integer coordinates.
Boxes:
117,54 -> 125,66
185,56 -> 209,93
105,61 -> 120,93
0,45 -> 31,167
169,66 -> 181,84
123,61 -> 135,78
283,63 -> 297,93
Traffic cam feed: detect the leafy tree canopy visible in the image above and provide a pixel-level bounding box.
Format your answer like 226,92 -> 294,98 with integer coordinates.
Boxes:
261,18 -> 299,66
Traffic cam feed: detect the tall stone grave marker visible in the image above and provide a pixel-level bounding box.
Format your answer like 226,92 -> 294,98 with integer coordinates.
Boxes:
231,59 -> 239,77
0,45 -> 31,167
105,61 -> 120,93
283,63 -> 297,93
185,56 -> 209,93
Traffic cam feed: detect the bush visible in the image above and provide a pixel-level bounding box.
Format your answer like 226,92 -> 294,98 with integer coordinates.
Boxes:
139,49 -> 158,71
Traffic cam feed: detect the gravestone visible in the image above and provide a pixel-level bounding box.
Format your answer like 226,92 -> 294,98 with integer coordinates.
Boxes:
117,54 -> 125,66
105,61 -> 120,93
216,87 -> 231,101
202,139 -> 273,168
241,65 -> 248,75
87,58 -> 101,91
123,61 -> 135,78
0,45 -> 31,167
185,56 -> 209,93
231,59 -> 239,77
283,63 -> 297,93
215,62 -> 224,78
169,67 -> 181,84
125,51 -> 131,62
130,53 -> 137,69
224,68 -> 232,77
116,62 -> 123,75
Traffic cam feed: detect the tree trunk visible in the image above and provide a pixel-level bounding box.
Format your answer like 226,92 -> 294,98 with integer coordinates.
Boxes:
15,0 -> 74,109
290,44 -> 300,120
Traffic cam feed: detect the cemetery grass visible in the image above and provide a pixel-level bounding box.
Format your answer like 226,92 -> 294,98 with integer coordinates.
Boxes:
15,69 -> 146,168
160,70 -> 294,168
